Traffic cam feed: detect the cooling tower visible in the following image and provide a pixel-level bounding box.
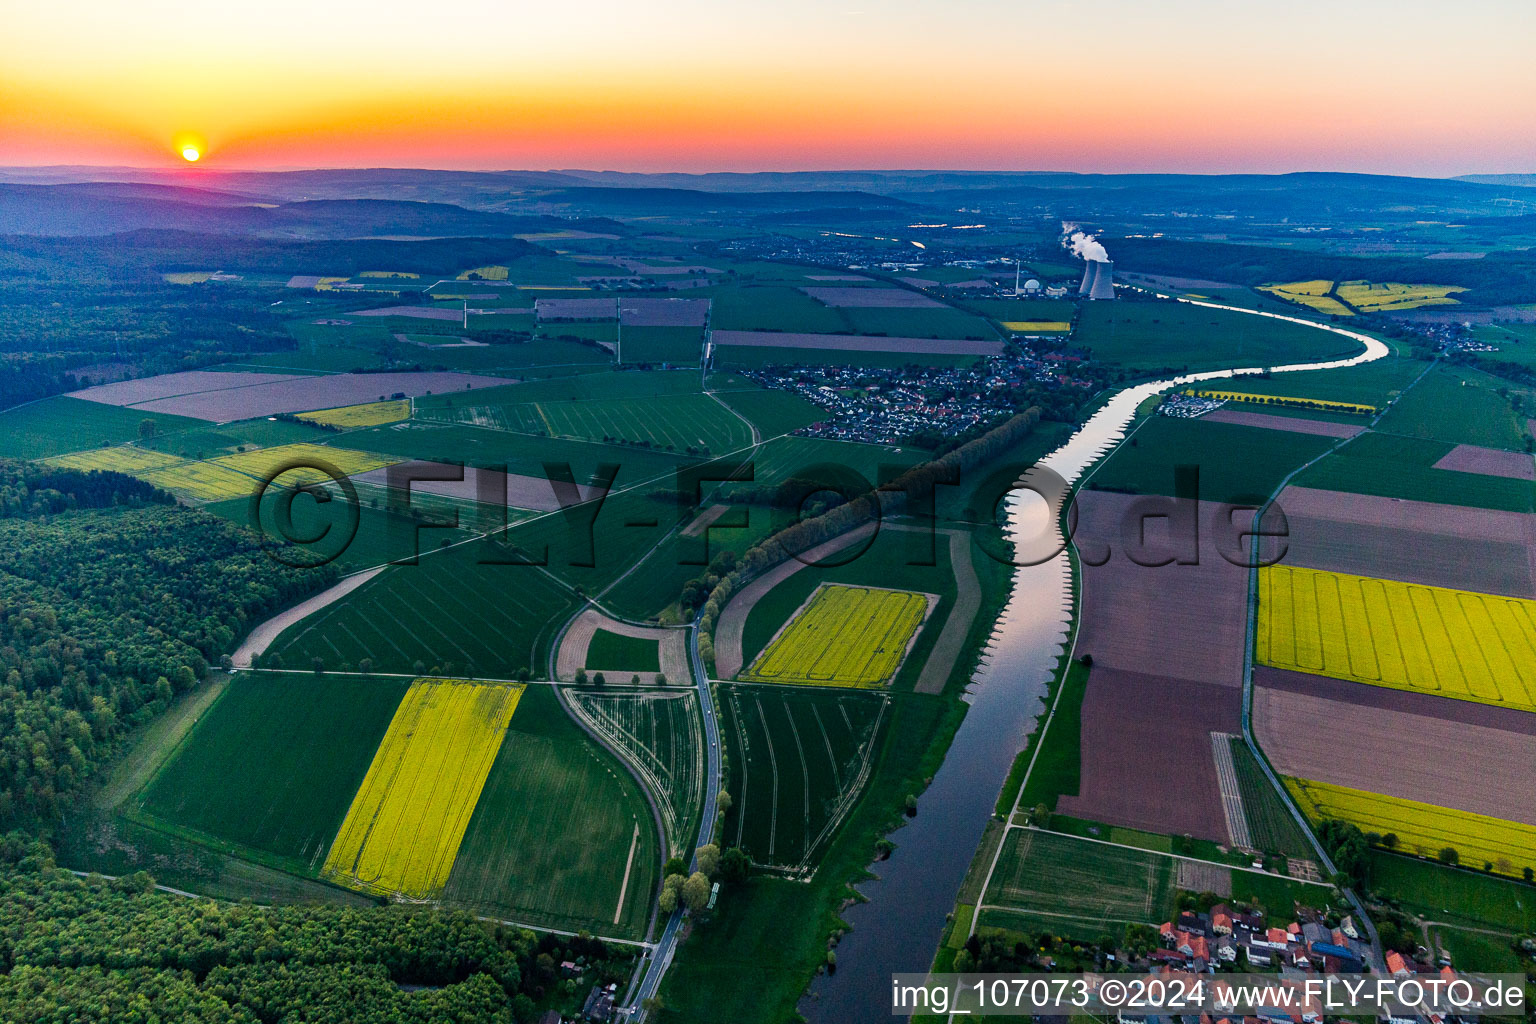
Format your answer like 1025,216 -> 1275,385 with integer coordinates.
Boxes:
1088,260 -> 1115,300
1078,260 -> 1099,296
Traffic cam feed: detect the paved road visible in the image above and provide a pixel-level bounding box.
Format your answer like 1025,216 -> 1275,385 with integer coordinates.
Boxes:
623,615 -> 721,1019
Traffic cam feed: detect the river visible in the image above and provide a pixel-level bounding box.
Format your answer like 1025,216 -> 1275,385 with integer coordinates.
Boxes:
801,300 -> 1388,1023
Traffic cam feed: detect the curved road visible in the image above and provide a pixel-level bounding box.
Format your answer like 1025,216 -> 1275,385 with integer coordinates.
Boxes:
623,613 -> 721,1019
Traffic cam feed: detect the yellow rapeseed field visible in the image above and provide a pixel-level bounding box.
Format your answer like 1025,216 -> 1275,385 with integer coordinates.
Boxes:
1335,280 -> 1465,312
313,277 -> 352,291
297,400 -> 411,429
742,584 -> 929,688
457,265 -> 510,281
360,271 -> 419,279
44,446 -> 186,475
1189,389 -> 1375,414
163,271 -> 214,285
324,679 -> 524,900
1284,776 -> 1536,878
1001,321 -> 1071,332
1257,565 -> 1536,712
1258,280 -> 1355,316
210,443 -> 399,486
138,460 -> 260,501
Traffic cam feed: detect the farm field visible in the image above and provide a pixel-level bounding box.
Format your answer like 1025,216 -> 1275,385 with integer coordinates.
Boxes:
1085,416 -> 1335,504
134,673 -> 408,872
0,395 -> 206,459
207,490 -> 470,572
139,458 -> 264,501
1294,431 -> 1536,513
618,325 -> 704,365
712,343 -> 981,369
44,444 -> 184,475
1335,280 -> 1465,312
1228,738 -> 1313,857
425,392 -> 754,454
324,679 -> 524,900
1368,852 -> 1536,933
585,628 -> 663,673
1073,300 -> 1359,372
982,829 -> 1175,933
720,684 -> 888,872
141,415 -> 338,457
710,285 -> 850,334
565,689 -> 703,853
1212,357 -> 1427,410
1185,388 -> 1374,415
742,584 -> 930,688
443,685 -> 659,938
709,330 -> 1001,357
1375,365 -> 1528,449
264,542 -> 582,677
1256,565 -> 1536,712
297,399 -> 411,428
210,442 -> 402,484
1258,280 -> 1354,316
1000,320 -> 1071,332
1284,777 -> 1536,879
709,386 -> 826,438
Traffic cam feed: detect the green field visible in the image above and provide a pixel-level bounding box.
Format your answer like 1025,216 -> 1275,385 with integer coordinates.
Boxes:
0,396 -> 207,459
960,298 -> 1077,324
205,489 -> 471,573
585,629 -> 662,673
1376,364 -> 1529,449
407,338 -> 611,376
1074,300 -> 1361,373
711,344 -> 981,370
711,286 -> 849,334
139,416 -> 339,459
981,829 -> 1175,935
720,685 -> 888,871
1214,357 -> 1428,410
264,543 -> 581,678
1086,416 -> 1337,504
133,673 -> 409,872
1368,851 -> 1536,933
1228,739 -> 1313,857
619,326 -> 704,365
709,386 -> 826,438
328,421 -> 692,484
837,305 -> 995,340
1296,431 -> 1535,512
423,392 -> 754,455
565,689 -> 703,853
1016,660 -> 1088,812
442,685 -> 659,938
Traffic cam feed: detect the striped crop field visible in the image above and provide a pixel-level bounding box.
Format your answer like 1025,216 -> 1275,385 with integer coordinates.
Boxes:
423,393 -> 753,454
741,584 -> 930,688
323,678 -> 523,900
1259,280 -> 1355,317
1257,565 -> 1536,712
44,445 -> 186,475
297,400 -> 411,428
138,459 -> 262,501
210,442 -> 400,484
457,265 -> 509,281
1284,777 -> 1536,879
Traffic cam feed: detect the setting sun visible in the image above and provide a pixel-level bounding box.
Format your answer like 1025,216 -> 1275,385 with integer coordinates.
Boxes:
181,146 -> 200,162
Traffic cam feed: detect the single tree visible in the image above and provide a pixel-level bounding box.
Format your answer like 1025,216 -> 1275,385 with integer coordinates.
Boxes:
682,871 -> 711,912
138,418 -> 157,439
658,873 -> 685,913
359,657 -> 373,674
695,843 -> 721,878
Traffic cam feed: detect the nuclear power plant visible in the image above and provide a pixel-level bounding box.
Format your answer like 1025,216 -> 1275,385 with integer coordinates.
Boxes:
1077,259 -> 1115,300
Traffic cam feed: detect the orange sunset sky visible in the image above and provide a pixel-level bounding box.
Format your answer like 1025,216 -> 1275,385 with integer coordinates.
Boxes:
2,0 -> 1532,175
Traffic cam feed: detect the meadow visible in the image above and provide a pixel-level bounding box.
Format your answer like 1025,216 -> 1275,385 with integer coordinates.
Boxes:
564,689 -> 704,853
324,679 -> 524,900
1257,564 -> 1536,712
1285,777 -> 1536,879
719,684 -> 888,872
443,685 -> 659,939
1296,431 -> 1535,512
0,396 -> 205,459
981,829 -> 1175,936
741,584 -> 929,688
264,542 -> 582,678
1074,300 -> 1360,372
1368,851 -> 1536,933
134,673 -> 409,873
297,400 -> 411,428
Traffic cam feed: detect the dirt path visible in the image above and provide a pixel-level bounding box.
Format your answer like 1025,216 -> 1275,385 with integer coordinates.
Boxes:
95,673 -> 230,810
908,527 -> 981,694
711,523 -> 878,680
615,822 -> 640,925
556,607 -> 688,684
231,567 -> 386,668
